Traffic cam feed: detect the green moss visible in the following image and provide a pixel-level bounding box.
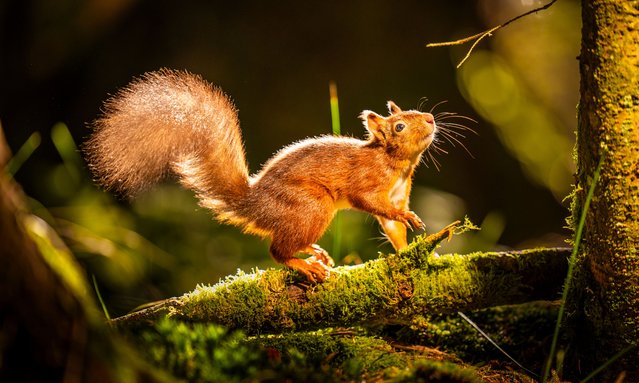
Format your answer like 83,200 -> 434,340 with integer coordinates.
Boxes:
139,318 -> 260,382
387,301 -> 558,371
252,329 -> 409,379
130,306 -> 558,382
136,319 -> 357,382
182,269 -> 271,331
135,319 -> 480,382
388,360 -> 483,383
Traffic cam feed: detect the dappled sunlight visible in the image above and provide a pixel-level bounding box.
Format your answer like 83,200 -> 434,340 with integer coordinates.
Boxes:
458,50 -> 574,200
457,0 -> 580,201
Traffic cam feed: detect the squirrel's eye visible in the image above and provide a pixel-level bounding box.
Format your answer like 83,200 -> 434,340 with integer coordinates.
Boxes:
395,123 -> 406,132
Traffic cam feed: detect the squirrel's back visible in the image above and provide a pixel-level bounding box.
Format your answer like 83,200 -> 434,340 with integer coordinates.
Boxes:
85,69 -> 250,215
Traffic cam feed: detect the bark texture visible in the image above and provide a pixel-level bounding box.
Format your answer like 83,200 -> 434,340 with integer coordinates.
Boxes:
575,0 -> 639,378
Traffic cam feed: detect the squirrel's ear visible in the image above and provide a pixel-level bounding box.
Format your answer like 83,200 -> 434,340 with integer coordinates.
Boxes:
387,101 -> 402,115
360,110 -> 386,143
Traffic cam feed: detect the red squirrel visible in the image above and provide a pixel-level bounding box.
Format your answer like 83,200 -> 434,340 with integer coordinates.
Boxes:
85,69 -> 437,282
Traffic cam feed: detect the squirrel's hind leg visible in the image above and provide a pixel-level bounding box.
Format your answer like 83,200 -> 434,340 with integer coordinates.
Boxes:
264,189 -> 335,282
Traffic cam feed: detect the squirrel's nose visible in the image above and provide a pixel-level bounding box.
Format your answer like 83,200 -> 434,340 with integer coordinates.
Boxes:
423,113 -> 434,124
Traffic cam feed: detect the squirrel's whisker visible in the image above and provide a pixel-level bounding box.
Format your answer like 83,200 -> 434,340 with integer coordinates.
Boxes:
417,97 -> 430,112
437,125 -> 468,138
426,150 -> 442,171
429,100 -> 449,114
438,121 -> 477,135
438,129 -> 474,158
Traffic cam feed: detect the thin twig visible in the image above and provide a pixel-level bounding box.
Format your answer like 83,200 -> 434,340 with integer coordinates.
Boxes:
426,0 -> 559,68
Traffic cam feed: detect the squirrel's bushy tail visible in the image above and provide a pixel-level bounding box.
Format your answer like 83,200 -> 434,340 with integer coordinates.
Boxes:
85,69 -> 250,217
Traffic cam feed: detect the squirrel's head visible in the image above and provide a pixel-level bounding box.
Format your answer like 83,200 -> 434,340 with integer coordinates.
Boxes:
360,101 -> 437,160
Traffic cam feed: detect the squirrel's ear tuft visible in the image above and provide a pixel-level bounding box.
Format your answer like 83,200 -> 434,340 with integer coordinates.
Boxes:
360,110 -> 386,143
387,101 -> 402,115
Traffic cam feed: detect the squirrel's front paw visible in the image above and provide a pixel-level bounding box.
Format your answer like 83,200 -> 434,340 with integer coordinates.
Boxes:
397,210 -> 426,231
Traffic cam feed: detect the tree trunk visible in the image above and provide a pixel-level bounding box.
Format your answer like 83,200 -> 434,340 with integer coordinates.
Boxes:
574,0 -> 639,379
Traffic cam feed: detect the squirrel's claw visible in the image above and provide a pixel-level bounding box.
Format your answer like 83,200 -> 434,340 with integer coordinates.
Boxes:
398,210 -> 425,231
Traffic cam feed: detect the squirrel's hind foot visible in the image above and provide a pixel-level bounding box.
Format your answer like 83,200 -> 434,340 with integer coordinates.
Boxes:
283,257 -> 332,283
271,242 -> 334,283
302,244 -> 335,267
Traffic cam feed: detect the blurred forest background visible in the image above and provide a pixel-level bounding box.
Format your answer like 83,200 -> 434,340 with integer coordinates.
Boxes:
0,0 -> 580,317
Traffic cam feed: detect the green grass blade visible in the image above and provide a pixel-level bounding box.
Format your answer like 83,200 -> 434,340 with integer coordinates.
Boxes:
51,122 -> 83,186
329,81 -> 342,260
92,274 -> 111,320
542,152 -> 605,382
579,343 -> 637,383
51,122 -> 82,166
5,132 -> 41,176
329,81 -> 341,136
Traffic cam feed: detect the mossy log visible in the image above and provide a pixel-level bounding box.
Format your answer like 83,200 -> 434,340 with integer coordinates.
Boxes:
112,220 -> 570,334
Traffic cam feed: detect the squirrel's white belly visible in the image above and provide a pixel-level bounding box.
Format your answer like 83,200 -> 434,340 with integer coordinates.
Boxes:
389,175 -> 409,207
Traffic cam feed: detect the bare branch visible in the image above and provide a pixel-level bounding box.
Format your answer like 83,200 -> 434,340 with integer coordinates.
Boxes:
426,0 -> 559,68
